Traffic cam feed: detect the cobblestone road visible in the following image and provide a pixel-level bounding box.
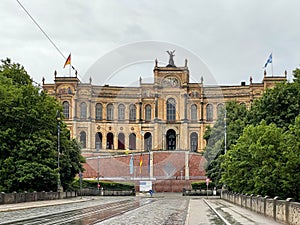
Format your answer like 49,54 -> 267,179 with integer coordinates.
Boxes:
98,195 -> 189,225
0,194 -> 285,225
0,196 -> 132,224
0,194 -> 191,225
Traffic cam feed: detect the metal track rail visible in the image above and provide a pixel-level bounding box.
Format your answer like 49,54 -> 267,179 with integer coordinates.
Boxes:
0,199 -> 154,225
203,199 -> 231,225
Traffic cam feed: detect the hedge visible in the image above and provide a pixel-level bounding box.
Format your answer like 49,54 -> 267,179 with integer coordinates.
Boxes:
71,179 -> 134,191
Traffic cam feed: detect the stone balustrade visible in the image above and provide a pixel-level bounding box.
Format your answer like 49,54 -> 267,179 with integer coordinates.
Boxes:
221,190 -> 300,225
0,191 -> 77,204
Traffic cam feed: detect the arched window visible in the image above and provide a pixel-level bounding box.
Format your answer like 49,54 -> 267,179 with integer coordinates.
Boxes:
145,104 -> 151,121
80,131 -> 86,148
129,133 -> 136,150
118,133 -> 125,150
206,104 -> 213,122
191,104 -> 197,121
80,102 -> 87,119
63,101 -> 69,119
217,103 -> 224,118
107,103 -> 114,121
118,104 -> 125,121
166,129 -> 176,150
144,132 -> 152,151
106,132 -> 114,149
129,104 -> 136,121
190,132 -> 198,152
167,98 -> 176,121
95,103 -> 102,120
95,132 -> 102,150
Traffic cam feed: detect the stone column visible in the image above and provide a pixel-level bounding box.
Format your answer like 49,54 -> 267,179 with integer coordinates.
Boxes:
185,151 -> 190,180
88,121 -> 93,152
184,93 -> 188,122
103,133 -> 107,150
139,102 -> 142,122
140,132 -> 144,151
74,98 -> 78,120
154,94 -> 158,121
103,103 -> 107,121
113,133 -> 117,150
150,151 -> 153,179
200,100 -> 204,122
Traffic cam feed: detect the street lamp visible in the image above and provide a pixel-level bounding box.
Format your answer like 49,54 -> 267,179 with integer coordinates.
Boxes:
224,109 -> 227,154
96,143 -> 100,193
56,110 -> 62,192
147,138 -> 151,179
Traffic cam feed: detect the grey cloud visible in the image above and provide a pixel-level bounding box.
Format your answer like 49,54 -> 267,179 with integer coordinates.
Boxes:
1,0 -> 300,85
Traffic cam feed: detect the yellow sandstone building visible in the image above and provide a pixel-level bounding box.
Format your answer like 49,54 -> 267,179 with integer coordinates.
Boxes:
43,55 -> 286,156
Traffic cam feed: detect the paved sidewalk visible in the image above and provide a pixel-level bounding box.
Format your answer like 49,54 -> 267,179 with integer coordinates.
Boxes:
185,198 -> 212,225
185,197 -> 285,225
0,197 -> 92,212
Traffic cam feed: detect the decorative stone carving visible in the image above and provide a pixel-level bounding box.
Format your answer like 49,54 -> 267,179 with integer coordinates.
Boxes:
58,86 -> 73,95
162,77 -> 179,87
79,89 -> 90,95
189,91 -> 200,98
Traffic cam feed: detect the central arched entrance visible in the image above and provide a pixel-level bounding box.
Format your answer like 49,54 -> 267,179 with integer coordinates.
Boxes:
144,132 -> 152,151
190,132 -> 198,152
166,129 -> 176,150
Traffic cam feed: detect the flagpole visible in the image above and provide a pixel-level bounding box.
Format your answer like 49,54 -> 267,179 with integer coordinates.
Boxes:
63,53 -> 71,76
271,53 -> 274,76
69,52 -> 72,77
133,153 -> 135,180
134,153 -> 136,180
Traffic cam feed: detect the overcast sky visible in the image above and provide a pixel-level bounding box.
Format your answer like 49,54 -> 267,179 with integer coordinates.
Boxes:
1,0 -> 300,86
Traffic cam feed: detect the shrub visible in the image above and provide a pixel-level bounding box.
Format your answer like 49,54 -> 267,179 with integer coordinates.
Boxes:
71,179 -> 134,191
191,181 -> 216,189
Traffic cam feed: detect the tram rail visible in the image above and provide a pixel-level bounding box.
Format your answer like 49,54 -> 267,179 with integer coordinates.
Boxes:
203,199 -> 231,225
0,198 -> 154,225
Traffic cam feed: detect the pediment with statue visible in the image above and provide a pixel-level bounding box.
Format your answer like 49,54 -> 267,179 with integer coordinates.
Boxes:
153,50 -> 190,86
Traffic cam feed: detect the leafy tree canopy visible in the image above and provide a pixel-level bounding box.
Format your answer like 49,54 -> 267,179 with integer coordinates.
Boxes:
221,120 -> 300,200
0,58 -> 31,86
205,69 -> 300,200
0,58 -> 84,192
203,101 -> 247,187
247,78 -> 300,129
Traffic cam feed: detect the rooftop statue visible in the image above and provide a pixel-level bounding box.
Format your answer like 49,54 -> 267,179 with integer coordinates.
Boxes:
166,50 -> 176,67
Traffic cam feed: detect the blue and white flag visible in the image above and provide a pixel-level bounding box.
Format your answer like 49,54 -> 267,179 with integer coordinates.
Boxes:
264,53 -> 272,68
129,154 -> 134,175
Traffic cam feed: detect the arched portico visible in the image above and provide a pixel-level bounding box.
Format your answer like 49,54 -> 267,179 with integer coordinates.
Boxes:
166,129 -> 176,150
144,132 -> 152,151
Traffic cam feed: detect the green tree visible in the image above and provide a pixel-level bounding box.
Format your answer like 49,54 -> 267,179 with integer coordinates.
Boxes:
292,68 -> 300,83
203,101 -> 247,187
206,68 -> 300,199
0,58 -> 31,86
0,58 -> 83,192
247,79 -> 300,129
221,121 -> 288,197
280,116 -> 300,200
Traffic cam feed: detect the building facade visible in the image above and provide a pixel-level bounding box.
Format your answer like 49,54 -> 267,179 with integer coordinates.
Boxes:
43,57 -> 286,156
